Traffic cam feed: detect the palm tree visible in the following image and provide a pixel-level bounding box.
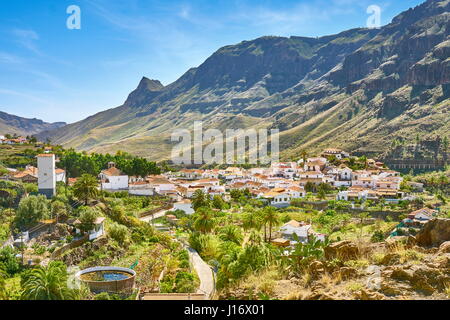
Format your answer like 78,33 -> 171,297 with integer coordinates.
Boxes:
192,189 -> 209,211
242,212 -> 260,231
193,208 -> 215,233
261,207 -> 280,242
300,150 -> 308,164
219,225 -> 243,245
21,262 -> 74,300
73,174 -> 99,205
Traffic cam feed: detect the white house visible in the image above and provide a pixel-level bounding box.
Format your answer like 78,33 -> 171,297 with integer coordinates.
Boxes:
55,168 -> 66,183
337,166 -> 353,181
129,181 -> 155,196
279,220 -> 326,244
263,189 -> 292,208
74,217 -> 106,241
321,148 -> 350,160
99,162 -> 129,190
279,220 -> 311,243
352,177 -> 375,188
286,186 -> 306,199
407,208 -> 437,221
148,176 -> 175,193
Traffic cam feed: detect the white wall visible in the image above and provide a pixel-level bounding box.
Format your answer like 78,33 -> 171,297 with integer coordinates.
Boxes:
102,175 -> 129,190
38,155 -> 56,196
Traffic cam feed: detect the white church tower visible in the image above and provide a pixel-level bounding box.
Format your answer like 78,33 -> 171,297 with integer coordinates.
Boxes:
37,154 -> 56,198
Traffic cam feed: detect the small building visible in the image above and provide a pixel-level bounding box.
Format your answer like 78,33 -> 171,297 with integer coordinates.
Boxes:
55,168 -> 66,183
278,220 -> 326,244
407,208 -> 437,221
129,181 -> 155,196
263,189 -> 292,208
74,217 -> 106,241
279,220 -> 311,243
99,162 -> 129,190
321,148 -> 350,160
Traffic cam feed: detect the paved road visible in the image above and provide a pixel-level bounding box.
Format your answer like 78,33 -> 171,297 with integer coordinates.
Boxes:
187,247 -> 215,299
140,202 -> 216,299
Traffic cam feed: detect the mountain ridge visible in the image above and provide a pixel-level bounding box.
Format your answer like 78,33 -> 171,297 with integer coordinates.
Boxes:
0,110 -> 66,136
39,0 -> 450,161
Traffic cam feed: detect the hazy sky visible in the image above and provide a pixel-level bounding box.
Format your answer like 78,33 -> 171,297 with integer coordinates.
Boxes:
0,0 -> 424,123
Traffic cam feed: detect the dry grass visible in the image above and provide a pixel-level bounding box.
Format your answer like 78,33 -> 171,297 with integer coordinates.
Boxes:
229,267 -> 280,298
346,281 -> 365,292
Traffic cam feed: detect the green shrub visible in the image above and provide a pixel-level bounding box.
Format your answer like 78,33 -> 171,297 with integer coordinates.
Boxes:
94,292 -> 111,300
108,222 -> 129,243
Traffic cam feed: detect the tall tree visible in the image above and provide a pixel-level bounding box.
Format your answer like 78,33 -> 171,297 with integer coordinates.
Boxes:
192,190 -> 210,211
219,225 -> 243,245
261,207 -> 280,242
193,208 -> 215,234
14,195 -> 49,230
73,174 -> 99,205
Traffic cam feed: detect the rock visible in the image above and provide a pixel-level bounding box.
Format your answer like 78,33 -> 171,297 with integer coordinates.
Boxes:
353,289 -> 385,300
438,241 -> 450,254
308,261 -> 325,279
324,241 -> 359,260
409,266 -> 448,295
379,278 -> 410,296
304,291 -> 336,300
333,267 -> 357,280
433,254 -> 450,269
381,253 -> 401,266
416,219 -> 450,247
390,267 -> 413,281
386,236 -> 416,249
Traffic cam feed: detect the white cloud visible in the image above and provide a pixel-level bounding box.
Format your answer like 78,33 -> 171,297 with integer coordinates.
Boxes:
11,28 -> 43,56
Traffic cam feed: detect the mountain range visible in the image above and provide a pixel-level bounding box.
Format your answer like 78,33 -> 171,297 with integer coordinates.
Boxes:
0,110 -> 66,136
39,0 -> 450,161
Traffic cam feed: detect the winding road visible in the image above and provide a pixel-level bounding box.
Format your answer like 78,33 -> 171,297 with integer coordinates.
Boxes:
139,204 -> 216,300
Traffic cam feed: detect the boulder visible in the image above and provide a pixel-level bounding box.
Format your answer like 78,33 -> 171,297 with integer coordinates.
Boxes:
333,267 -> 357,280
324,240 -> 359,260
353,289 -> 385,300
381,253 -> 401,265
308,261 -> 325,279
415,219 -> 450,247
438,241 -> 450,254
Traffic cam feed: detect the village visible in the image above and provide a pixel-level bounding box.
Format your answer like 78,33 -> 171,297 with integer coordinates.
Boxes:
1,144 -> 438,250
0,137 -> 448,301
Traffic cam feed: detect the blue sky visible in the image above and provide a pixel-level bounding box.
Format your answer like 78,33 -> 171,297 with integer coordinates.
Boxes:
0,0 -> 424,124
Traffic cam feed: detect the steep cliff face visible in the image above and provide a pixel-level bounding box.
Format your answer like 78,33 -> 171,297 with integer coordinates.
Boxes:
329,0 -> 450,91
124,77 -> 165,108
39,0 -> 450,161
